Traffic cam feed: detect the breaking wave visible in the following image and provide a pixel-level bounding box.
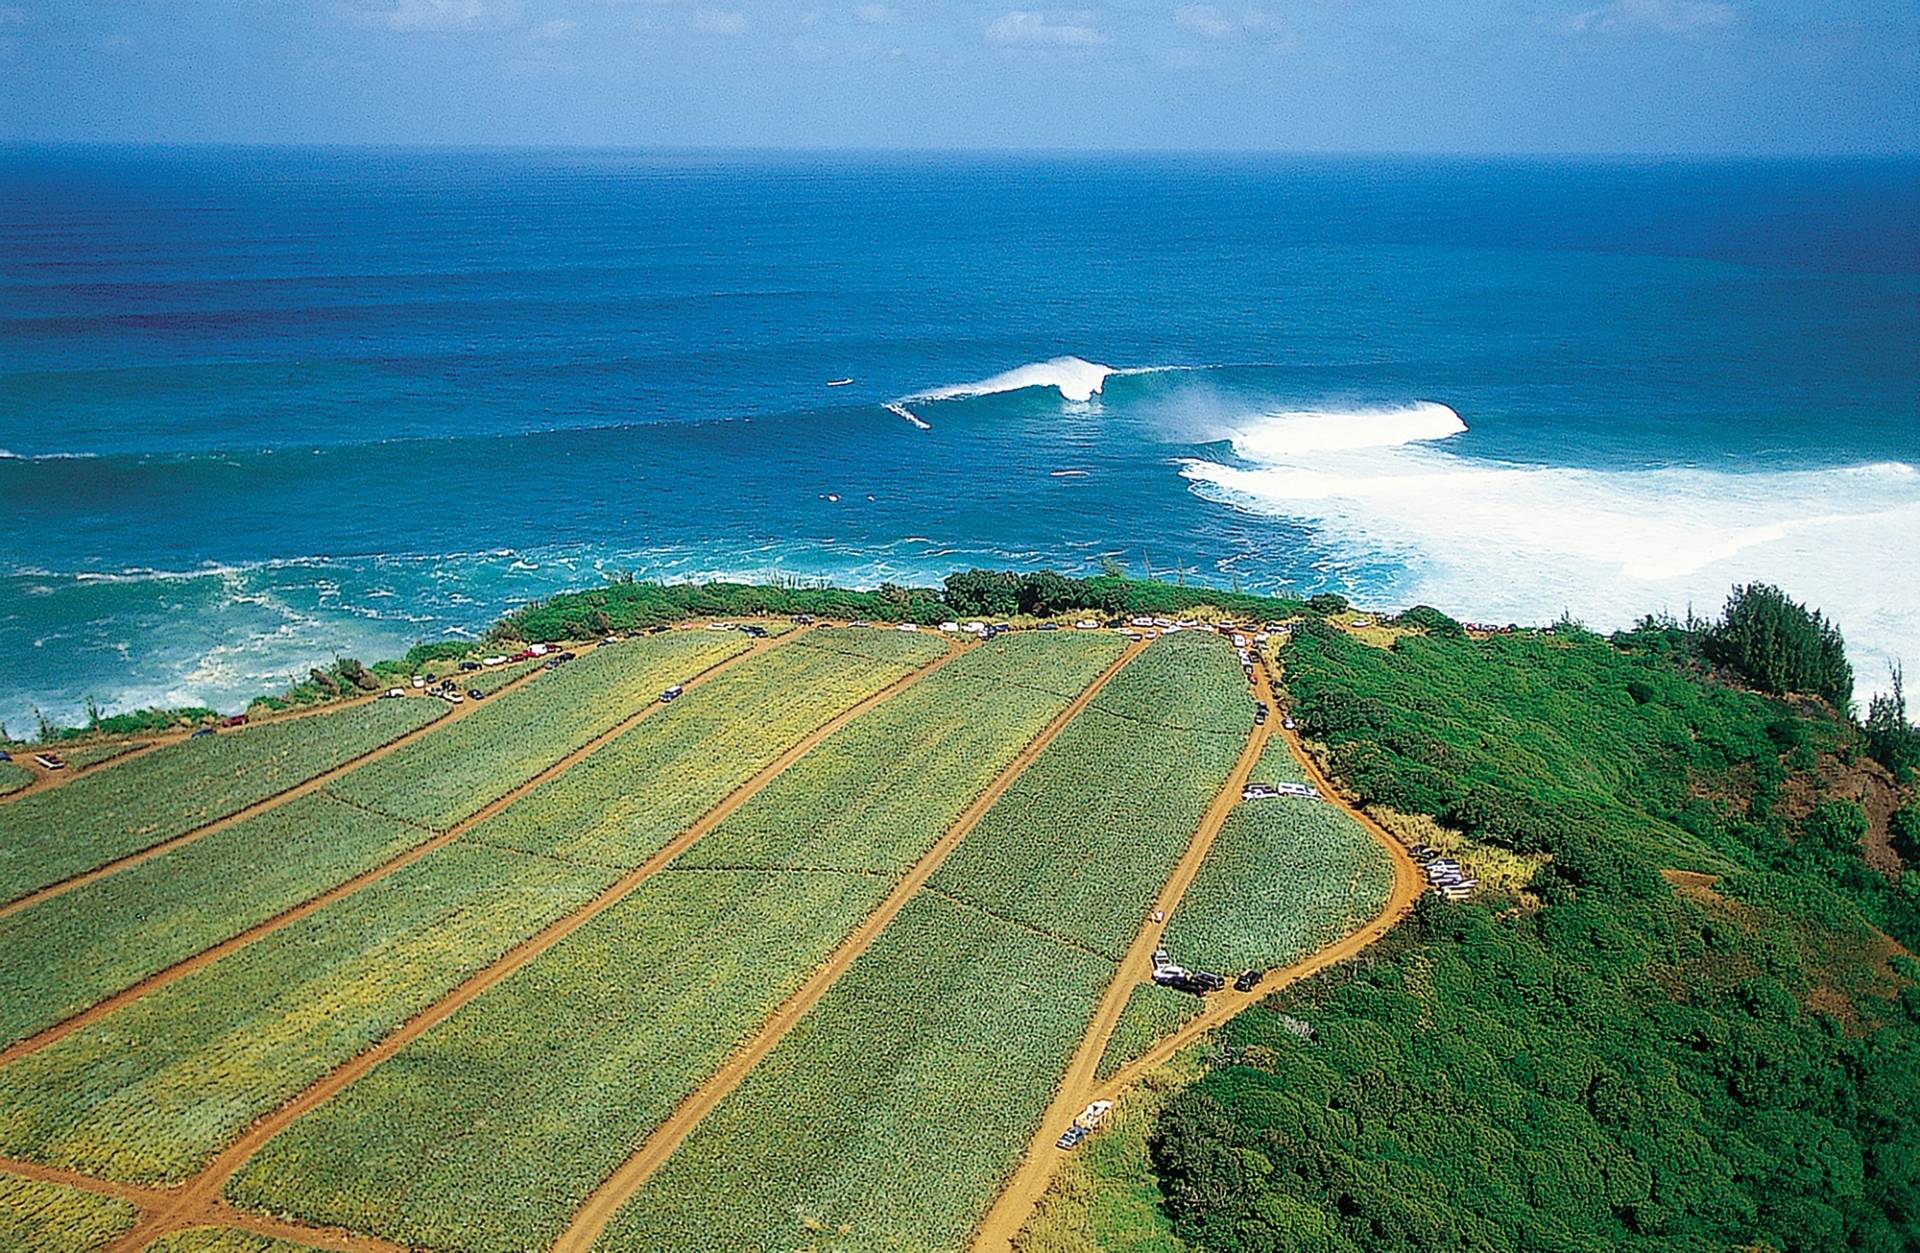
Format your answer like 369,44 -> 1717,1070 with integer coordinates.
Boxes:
1180,403 -> 1920,708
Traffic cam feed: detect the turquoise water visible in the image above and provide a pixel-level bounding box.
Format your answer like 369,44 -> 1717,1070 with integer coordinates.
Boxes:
2,148 -> 1916,727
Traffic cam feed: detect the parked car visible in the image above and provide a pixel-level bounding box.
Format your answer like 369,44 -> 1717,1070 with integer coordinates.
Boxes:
220,714 -> 249,728
791,614 -> 815,624
381,688 -> 407,699
0,749 -> 11,762
442,691 -> 465,704
1235,969 -> 1264,993
1038,622 -> 1059,631
1056,1125 -> 1089,1150
467,688 -> 484,700
1076,1100 -> 1114,1129
411,675 -> 428,689
459,660 -> 480,672
1282,716 -> 1296,730
190,729 -> 216,739
660,685 -> 684,703
32,752 -> 66,769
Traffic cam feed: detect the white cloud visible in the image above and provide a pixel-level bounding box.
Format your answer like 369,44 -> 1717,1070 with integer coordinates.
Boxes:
1172,5 -> 1234,38
986,9 -> 1105,48
691,7 -> 748,35
534,16 -> 578,39
362,1 -> 523,33
854,3 -> 894,22
1564,0 -> 1736,36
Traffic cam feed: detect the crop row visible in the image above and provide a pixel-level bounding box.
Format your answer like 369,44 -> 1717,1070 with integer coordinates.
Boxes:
471,627 -> 947,867
1160,774 -> 1392,976
327,630 -> 754,831
230,867 -> 897,1253
0,1171 -> 139,1253
1094,981 -> 1203,1082
0,840 -> 610,1185
0,629 -> 944,1188
600,891 -> 1115,1253
0,761 -> 30,797
601,636 -> 1250,1251
1084,630 -> 1252,735
679,631 -> 1128,874
928,637 -> 1250,959
143,1228 -> 312,1253
0,695 -> 443,905
0,792 -> 423,1047
222,632 -> 1115,1252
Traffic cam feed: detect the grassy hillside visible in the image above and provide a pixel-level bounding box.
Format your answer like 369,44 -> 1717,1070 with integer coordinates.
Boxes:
1130,617 -> 1920,1253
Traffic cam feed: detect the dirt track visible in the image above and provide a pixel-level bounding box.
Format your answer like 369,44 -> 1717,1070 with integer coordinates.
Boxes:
549,637 -> 1150,1253
96,636 -> 968,1253
968,657 -> 1425,1253
0,632 -> 787,1068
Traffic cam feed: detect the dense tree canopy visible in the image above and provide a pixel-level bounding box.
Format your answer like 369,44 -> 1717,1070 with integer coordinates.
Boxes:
1151,617 -> 1918,1253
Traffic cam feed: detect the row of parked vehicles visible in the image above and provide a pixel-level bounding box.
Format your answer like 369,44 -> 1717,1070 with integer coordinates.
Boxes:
1409,844 -> 1479,901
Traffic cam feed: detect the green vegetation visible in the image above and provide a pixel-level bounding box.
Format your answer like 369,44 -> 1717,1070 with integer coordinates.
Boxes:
1136,606 -> 1920,1253
1015,1078 -> 1196,1253
1866,664 -> 1920,784
680,630 -> 1127,873
0,1172 -> 140,1253
1161,749 -> 1392,976
607,633 -> 1253,1252
0,761 -> 30,797
459,626 -> 948,867
231,868 -> 896,1253
35,704 -> 218,742
930,633 -> 1249,959
1705,581 -> 1855,709
0,696 -> 443,905
0,842 -> 607,1184
327,631 -> 750,831
502,571 -> 1308,643
0,793 -> 423,1047
57,740 -> 150,770
1096,983 -> 1204,1083
604,891 -> 1115,1253
229,631 -> 1120,1252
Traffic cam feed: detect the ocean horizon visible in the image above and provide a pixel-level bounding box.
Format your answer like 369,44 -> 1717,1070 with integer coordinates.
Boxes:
3,146 -> 1916,730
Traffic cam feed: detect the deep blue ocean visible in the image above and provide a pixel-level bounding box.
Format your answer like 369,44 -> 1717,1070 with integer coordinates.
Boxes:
2,147 -> 1916,729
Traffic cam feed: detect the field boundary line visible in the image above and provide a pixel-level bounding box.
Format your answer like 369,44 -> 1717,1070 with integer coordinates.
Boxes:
98,636 -> 968,1253
968,658 -> 1274,1253
916,884 -> 1127,965
0,649 -> 579,917
968,656 -> 1425,1253
546,637 -> 1149,1253
0,632 -> 786,1067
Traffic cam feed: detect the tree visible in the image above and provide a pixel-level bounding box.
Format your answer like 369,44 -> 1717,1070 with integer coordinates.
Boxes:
942,569 -> 1021,617
1705,583 -> 1854,710
1866,664 -> 1920,783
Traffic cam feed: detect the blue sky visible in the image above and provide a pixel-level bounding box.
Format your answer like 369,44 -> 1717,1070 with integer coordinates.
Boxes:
3,1 -> 1915,152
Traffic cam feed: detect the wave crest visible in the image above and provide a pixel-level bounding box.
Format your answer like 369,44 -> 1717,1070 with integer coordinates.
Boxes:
913,355 -> 1116,405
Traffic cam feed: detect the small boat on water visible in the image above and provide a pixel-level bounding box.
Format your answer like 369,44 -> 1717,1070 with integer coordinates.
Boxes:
826,377 -> 854,387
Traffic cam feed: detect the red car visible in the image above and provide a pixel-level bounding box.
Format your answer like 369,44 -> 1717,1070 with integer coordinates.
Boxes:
220,714 -> 249,728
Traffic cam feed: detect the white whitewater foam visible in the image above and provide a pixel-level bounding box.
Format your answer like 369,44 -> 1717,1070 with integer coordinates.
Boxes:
914,356 -> 1117,405
884,402 -> 932,430
1180,403 -> 1920,708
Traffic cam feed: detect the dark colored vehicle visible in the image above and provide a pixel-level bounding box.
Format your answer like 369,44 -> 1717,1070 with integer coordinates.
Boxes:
660,685 -> 684,703
544,658 -> 562,670
1104,618 -> 1125,628
791,614 -> 815,625
556,651 -> 576,662
467,688 -> 484,701
1234,969 -> 1263,993
648,624 -> 671,634
1038,622 -> 1059,631
191,728 -> 216,739
460,660 -> 481,672
1056,1125 -> 1089,1150
741,625 -> 768,638
1194,970 -> 1227,992
0,750 -> 11,762
1254,708 -> 1268,725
